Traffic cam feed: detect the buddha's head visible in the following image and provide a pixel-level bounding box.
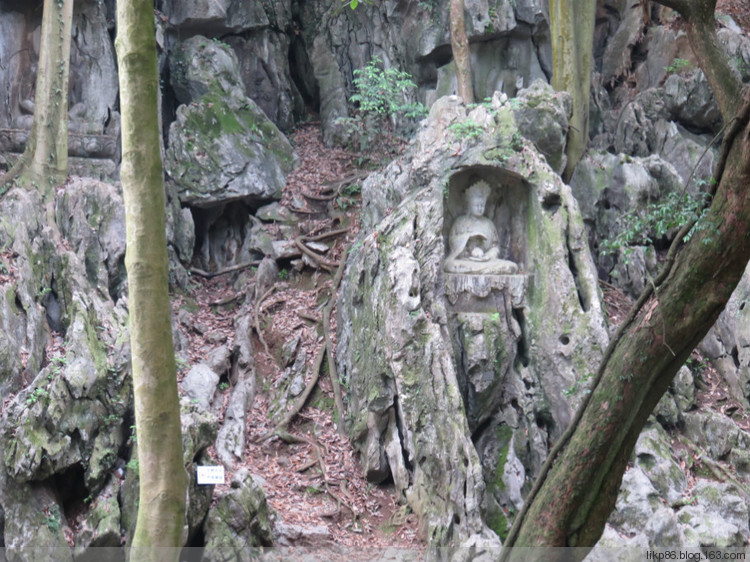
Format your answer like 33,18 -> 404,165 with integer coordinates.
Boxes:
466,181 -> 491,217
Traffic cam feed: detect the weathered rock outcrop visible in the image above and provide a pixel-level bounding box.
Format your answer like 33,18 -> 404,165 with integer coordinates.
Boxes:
337,87 -> 608,545
202,468 -> 273,560
0,181 -> 132,556
166,36 -> 297,208
297,0 -> 551,144
570,152 -> 685,295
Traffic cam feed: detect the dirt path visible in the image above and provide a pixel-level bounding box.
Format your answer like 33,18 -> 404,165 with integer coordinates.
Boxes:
175,123 -> 424,551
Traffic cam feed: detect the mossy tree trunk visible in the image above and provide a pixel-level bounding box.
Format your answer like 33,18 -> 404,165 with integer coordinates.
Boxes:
549,0 -> 595,182
115,1 -> 187,558
450,0 -> 474,104
503,0 -> 749,556
1,0 -> 73,199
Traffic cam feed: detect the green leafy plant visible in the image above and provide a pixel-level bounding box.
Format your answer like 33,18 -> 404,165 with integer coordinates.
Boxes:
730,55 -> 749,75
44,505 -> 61,533
49,354 -> 68,376
338,56 -> 426,153
601,190 -> 711,259
349,57 -> 425,119
448,119 -> 484,141
665,57 -> 692,75
337,0 -> 372,11
175,354 -> 189,374
26,387 -> 49,405
563,372 -> 595,397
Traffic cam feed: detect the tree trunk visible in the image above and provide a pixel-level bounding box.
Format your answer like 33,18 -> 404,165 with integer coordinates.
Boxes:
549,0 -> 595,182
503,0 -> 749,555
0,0 -> 73,199
450,0 -> 474,105
115,1 -> 187,558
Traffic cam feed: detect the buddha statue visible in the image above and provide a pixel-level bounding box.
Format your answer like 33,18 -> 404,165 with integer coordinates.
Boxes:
444,181 -> 519,275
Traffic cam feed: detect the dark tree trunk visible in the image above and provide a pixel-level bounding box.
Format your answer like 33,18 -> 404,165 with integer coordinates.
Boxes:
503,0 -> 749,555
450,0 -> 474,104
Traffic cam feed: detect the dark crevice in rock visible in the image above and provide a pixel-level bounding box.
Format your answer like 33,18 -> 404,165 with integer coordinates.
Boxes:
565,231 -> 589,313
49,462 -> 89,521
41,284 -> 63,335
182,519 -> 207,549
117,408 -> 135,462
288,25 -> 319,115
392,396 -> 414,475
512,308 -> 529,368
107,254 -> 126,303
190,201 -> 255,272
731,345 -> 740,369
471,416 -> 493,443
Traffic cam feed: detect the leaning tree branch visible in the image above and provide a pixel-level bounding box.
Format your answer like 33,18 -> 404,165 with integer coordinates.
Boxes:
502,83 -> 750,555
652,0 -> 741,121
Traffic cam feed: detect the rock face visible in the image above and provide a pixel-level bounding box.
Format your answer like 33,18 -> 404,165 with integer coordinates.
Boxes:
162,0 -> 301,131
202,468 -> 273,560
570,151 -> 685,294
165,36 -> 297,208
297,0 -> 551,143
0,182 -> 132,556
0,0 -> 120,179
337,86 -> 608,545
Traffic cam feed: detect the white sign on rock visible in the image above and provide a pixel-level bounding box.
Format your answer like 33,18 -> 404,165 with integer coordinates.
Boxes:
196,465 -> 225,485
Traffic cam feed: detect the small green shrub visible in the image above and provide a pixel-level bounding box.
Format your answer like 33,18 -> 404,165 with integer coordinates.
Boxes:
601,190 -> 711,259
665,58 -> 692,75
338,56 -> 426,153
44,505 -> 61,533
448,119 -> 484,141
26,387 -> 48,405
349,57 -> 425,119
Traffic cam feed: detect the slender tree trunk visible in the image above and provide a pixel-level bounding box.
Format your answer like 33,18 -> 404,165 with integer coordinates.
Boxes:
115,1 -> 187,558
549,0 -> 595,182
450,0 -> 474,104
1,0 -> 73,199
503,0 -> 748,556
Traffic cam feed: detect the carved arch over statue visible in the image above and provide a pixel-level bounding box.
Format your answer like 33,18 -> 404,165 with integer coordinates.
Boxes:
443,166 -> 528,273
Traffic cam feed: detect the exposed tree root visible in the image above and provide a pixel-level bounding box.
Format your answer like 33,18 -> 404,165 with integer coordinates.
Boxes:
254,286 -> 276,359
257,243 -> 350,439
323,246 -> 351,436
256,342 -> 326,443
189,260 -> 260,278
294,236 -> 339,272
681,438 -> 750,499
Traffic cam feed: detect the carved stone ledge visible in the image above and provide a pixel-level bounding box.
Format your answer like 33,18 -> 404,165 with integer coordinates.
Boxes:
0,129 -> 119,159
445,272 -> 527,306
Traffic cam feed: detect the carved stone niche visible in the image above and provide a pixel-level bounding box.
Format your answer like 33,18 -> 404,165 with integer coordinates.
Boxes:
443,168 -> 530,432
442,168 -> 529,314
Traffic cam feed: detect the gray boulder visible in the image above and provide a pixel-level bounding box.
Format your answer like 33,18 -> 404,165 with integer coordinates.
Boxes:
608,467 -> 662,535
183,364 -> 220,411
677,505 -> 745,548
633,425 -> 687,505
700,263 -> 750,408
511,80 -> 572,175
162,0 -> 269,33
202,468 -> 273,560
166,36 -> 297,207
